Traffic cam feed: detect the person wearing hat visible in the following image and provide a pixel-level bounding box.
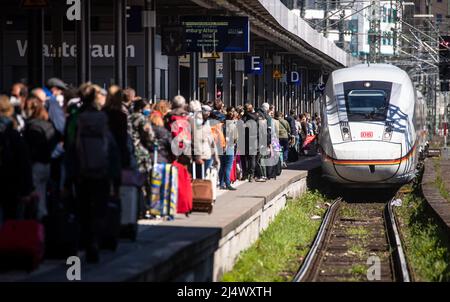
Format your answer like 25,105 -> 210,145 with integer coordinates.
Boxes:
46,78 -> 68,196
46,78 -> 67,136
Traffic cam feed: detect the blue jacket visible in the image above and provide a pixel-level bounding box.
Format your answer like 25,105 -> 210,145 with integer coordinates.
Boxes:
47,96 -> 66,136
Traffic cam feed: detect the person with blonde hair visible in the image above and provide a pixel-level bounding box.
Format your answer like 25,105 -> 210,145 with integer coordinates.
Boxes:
0,95 -> 15,121
153,100 -> 171,117
149,101 -> 172,164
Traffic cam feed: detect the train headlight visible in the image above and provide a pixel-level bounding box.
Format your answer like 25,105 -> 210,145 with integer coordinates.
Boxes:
340,122 -> 352,141
383,122 -> 393,141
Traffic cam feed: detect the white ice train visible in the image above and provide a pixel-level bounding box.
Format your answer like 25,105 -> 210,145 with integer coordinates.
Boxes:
318,64 -> 428,187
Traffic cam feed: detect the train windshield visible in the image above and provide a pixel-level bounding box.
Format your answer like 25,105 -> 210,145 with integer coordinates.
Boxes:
346,90 -> 388,121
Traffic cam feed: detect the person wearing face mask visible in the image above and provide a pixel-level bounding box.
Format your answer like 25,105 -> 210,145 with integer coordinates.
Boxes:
130,99 -> 155,174
10,83 -> 28,132
46,78 -> 67,136
45,78 -> 68,197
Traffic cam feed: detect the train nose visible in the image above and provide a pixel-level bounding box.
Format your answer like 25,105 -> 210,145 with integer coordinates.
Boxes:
330,141 -> 402,182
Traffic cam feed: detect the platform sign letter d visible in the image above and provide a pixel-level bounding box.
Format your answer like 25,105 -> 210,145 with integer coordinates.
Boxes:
66,256 -> 81,281
290,71 -> 300,84
367,256 -> 381,281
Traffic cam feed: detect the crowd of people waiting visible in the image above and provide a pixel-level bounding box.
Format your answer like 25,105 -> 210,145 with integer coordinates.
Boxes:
0,78 -> 321,264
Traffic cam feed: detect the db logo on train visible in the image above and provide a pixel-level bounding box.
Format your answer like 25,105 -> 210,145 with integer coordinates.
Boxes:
360,131 -> 374,139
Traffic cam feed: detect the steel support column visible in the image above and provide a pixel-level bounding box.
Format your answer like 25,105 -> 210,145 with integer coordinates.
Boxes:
223,53 -> 231,107
257,51 -> 265,107
168,56 -> 179,99
207,59 -> 216,101
28,9 -> 44,88
305,68 -> 310,113
235,57 -> 244,107
281,57 -> 286,114
265,53 -> 273,105
114,0 -> 127,87
286,57 -> 292,113
0,15 -> 4,90
52,2 -> 64,79
145,0 -> 156,101
77,0 -> 91,85
190,52 -> 199,101
275,78 -> 280,112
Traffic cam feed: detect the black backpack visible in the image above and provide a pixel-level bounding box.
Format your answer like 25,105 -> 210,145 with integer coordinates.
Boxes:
76,110 -> 110,179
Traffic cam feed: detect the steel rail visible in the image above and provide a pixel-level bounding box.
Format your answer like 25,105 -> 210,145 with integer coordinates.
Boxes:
294,192 -> 412,282
384,199 -> 412,282
293,198 -> 341,282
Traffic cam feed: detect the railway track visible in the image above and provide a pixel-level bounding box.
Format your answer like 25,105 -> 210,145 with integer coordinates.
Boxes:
294,191 -> 411,282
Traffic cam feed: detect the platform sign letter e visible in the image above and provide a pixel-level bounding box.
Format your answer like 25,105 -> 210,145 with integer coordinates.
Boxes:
246,56 -> 263,75
66,256 -> 81,281
66,0 -> 81,21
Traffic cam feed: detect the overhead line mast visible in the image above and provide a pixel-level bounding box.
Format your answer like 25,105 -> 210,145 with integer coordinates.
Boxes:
369,0 -> 381,63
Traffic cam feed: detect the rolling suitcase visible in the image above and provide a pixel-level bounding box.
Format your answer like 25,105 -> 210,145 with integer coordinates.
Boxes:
288,145 -> 299,162
0,220 -> 45,271
44,190 -> 80,259
100,196 -> 121,251
119,186 -> 139,241
149,146 -> 178,219
44,211 -> 79,259
192,164 -> 214,214
0,194 -> 45,271
206,166 -> 218,202
173,161 -> 193,215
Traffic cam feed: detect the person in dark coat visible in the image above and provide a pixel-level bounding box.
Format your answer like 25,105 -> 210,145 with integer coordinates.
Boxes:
75,85 -> 121,263
0,95 -> 33,222
286,109 -> 299,152
103,89 -> 131,169
23,96 -> 58,220
242,103 -> 259,182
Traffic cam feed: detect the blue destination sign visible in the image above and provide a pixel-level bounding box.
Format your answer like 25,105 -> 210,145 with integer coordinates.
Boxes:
245,56 -> 263,75
181,16 -> 250,53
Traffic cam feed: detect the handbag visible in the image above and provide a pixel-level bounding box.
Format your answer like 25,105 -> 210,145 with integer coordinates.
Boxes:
121,169 -> 145,187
